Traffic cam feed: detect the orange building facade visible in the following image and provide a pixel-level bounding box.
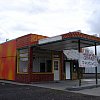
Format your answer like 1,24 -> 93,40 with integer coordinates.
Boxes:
0,40 -> 16,80
0,32 -> 100,83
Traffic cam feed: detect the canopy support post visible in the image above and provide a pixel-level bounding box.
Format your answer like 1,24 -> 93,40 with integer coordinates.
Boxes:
78,39 -> 81,86
95,42 -> 98,85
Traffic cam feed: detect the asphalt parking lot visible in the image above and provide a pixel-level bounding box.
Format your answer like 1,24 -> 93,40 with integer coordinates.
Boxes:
0,82 -> 100,100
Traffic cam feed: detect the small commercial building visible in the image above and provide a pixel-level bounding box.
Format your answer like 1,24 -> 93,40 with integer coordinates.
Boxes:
0,32 -> 100,83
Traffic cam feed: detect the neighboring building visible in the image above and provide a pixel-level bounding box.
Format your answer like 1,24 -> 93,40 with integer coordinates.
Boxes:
0,32 -> 100,83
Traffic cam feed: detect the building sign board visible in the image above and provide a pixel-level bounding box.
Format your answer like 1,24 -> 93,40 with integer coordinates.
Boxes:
79,53 -> 98,67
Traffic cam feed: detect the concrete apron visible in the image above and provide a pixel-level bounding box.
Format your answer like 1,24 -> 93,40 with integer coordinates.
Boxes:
32,79 -> 100,90
32,79 -> 100,96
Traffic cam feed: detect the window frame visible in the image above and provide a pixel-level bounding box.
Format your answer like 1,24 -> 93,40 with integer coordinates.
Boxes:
17,48 -> 29,74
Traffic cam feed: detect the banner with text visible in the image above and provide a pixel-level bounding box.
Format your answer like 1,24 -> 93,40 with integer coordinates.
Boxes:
79,53 -> 98,67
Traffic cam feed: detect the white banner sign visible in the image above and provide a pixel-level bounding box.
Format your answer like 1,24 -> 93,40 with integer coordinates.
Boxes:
79,53 -> 98,67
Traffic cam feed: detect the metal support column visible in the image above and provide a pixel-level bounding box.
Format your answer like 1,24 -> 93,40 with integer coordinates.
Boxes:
78,39 -> 81,86
95,42 -> 98,85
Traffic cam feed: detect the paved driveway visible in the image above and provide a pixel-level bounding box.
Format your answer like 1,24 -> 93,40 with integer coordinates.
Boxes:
0,82 -> 100,100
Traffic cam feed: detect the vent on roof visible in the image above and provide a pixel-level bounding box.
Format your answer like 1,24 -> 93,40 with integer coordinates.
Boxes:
72,30 -> 81,33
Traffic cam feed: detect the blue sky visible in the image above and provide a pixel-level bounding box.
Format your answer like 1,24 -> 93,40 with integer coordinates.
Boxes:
0,0 -> 100,43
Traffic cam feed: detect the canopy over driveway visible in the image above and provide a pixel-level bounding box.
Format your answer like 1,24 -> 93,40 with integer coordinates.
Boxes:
36,32 -> 100,51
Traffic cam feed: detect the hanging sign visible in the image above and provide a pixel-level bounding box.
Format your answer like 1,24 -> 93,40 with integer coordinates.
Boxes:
63,50 -> 79,60
79,53 -> 98,67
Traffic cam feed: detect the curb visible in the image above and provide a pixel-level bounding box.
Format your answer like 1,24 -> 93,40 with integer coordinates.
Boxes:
66,85 -> 100,91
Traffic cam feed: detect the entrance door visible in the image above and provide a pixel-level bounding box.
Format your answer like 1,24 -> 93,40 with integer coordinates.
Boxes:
65,62 -> 70,79
53,59 -> 60,80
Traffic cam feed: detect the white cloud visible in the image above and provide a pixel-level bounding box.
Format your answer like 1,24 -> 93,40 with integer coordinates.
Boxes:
0,0 -> 99,43
87,1 -> 100,34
